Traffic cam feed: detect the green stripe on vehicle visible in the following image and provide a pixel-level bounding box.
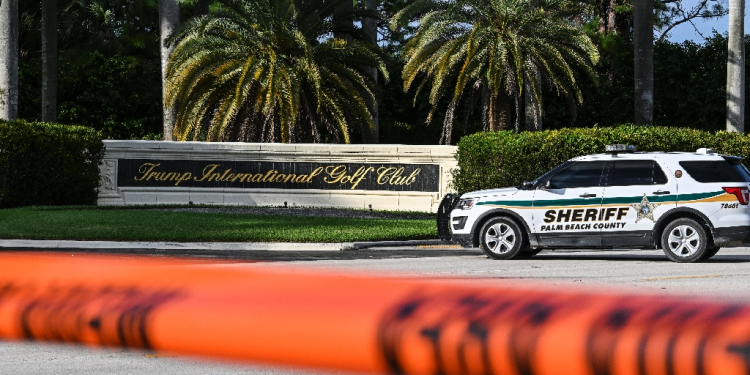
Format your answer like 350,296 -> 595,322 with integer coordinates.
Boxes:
477,191 -> 724,208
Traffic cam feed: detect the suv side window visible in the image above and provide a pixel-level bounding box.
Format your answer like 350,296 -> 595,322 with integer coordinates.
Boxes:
679,160 -> 750,183
548,161 -> 606,189
609,160 -> 668,186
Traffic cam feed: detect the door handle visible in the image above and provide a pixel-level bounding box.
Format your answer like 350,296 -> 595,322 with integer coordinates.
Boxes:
653,191 -> 670,195
579,193 -> 597,198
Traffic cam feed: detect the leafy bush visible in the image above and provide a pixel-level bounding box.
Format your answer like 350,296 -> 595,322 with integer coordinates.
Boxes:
452,125 -> 750,193
0,120 -> 104,208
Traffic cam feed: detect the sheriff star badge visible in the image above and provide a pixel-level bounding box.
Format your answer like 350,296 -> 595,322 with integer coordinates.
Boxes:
630,194 -> 660,223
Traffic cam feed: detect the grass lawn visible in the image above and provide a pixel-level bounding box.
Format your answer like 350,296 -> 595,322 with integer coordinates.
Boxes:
0,206 -> 437,243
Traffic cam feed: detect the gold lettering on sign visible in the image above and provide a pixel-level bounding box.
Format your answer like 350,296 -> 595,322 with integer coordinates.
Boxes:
307,167 -> 324,183
377,167 -> 421,186
135,163 -> 161,181
194,165 -> 221,182
324,165 -> 373,189
135,164 -> 193,185
131,163 -> 421,189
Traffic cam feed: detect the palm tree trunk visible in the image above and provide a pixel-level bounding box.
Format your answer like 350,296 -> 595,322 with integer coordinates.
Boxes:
607,0 -> 617,31
362,0 -> 378,143
488,91 -> 511,131
727,0 -> 745,132
598,0 -> 608,33
0,0 -> 18,121
333,0 -> 353,42
633,0 -> 653,126
159,0 -> 180,141
41,0 -> 57,122
481,85 -> 489,131
524,68 -> 542,131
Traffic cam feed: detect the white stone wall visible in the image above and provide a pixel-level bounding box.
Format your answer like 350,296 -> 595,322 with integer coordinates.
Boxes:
98,141 -> 458,212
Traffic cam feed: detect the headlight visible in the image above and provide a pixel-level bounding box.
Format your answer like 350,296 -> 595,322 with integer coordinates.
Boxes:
456,197 -> 479,210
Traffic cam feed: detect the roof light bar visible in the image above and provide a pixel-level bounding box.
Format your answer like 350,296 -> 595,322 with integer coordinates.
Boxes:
605,144 -> 637,154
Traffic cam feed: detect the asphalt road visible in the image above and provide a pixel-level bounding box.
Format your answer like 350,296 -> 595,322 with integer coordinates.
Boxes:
3,245 -> 750,374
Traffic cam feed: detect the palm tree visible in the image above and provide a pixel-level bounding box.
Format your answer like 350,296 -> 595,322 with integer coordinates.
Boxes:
726,0 -> 744,132
634,0 -> 653,126
392,0 -> 598,143
41,0 -> 57,122
0,0 -> 18,121
159,0 -> 180,141
165,0 -> 387,143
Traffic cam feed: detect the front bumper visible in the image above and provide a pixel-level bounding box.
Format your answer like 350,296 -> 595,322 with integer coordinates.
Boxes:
714,226 -> 750,247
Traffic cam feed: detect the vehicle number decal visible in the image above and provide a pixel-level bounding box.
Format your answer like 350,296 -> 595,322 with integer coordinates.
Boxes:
721,203 -> 739,209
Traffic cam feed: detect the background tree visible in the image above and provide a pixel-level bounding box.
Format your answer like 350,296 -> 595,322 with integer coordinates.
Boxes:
41,0 -> 57,122
159,0 -> 180,141
165,0 -> 387,143
0,0 -> 19,120
634,0 -> 653,125
393,0 -> 599,143
727,0 -> 744,132
362,0 -> 379,142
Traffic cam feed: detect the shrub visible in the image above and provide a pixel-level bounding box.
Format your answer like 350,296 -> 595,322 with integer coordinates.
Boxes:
452,125 -> 750,193
0,120 -> 104,208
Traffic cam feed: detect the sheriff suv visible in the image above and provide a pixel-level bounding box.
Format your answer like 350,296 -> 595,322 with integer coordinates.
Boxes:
437,145 -> 750,263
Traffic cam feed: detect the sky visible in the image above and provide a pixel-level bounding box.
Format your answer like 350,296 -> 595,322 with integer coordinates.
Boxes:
666,0 -> 746,42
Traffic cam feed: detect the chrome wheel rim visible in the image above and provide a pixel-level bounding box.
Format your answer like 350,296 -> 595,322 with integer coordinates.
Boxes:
667,225 -> 701,257
485,223 -> 516,254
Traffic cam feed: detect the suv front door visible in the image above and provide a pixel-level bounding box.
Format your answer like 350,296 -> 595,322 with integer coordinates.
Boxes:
600,159 -> 676,247
532,161 -> 606,247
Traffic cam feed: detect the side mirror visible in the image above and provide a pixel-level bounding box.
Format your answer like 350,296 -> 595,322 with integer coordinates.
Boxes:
521,180 -> 533,189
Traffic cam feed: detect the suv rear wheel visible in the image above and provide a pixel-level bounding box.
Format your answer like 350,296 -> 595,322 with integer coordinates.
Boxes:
661,218 -> 707,263
479,217 -> 526,260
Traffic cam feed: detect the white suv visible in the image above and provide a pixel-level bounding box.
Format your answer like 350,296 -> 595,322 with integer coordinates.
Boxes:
439,145 -> 750,262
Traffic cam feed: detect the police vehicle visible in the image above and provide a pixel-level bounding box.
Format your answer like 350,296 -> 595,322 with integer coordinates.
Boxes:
437,145 -> 750,262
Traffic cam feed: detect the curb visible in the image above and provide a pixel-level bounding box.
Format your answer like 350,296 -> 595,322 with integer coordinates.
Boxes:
0,239 -> 452,252
340,239 -> 452,250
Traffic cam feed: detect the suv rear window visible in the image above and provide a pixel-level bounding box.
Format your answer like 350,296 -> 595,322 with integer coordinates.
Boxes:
679,159 -> 750,183
609,160 -> 668,186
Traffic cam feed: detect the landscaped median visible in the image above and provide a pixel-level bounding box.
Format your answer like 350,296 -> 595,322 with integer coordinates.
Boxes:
0,206 -> 437,243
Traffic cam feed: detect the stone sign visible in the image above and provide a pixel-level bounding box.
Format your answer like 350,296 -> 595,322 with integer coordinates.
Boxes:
98,141 -> 457,212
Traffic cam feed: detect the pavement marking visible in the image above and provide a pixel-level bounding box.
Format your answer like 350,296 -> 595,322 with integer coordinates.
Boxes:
145,354 -> 175,358
641,274 -> 723,281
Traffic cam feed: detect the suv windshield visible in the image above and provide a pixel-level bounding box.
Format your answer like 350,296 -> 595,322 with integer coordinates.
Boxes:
679,158 -> 750,183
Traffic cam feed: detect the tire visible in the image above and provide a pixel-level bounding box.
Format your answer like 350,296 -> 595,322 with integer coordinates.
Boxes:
661,218 -> 708,263
479,216 -> 526,260
701,247 -> 721,260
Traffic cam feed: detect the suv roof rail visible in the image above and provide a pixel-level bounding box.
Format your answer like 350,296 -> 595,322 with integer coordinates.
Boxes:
696,148 -> 717,154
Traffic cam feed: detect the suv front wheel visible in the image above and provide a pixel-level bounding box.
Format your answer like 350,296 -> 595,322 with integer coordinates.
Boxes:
661,218 -> 708,263
479,217 -> 526,260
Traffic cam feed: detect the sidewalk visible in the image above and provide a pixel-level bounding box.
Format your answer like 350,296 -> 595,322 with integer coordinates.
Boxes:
0,239 -> 458,252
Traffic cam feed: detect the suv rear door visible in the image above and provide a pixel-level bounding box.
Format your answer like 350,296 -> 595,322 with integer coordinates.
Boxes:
600,159 -> 677,247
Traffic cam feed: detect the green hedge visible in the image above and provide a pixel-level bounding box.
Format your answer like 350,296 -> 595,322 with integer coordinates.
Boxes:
452,125 -> 750,193
0,120 -> 104,208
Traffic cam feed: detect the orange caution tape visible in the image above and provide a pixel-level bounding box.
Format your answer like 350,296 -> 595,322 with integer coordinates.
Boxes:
0,252 -> 749,375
